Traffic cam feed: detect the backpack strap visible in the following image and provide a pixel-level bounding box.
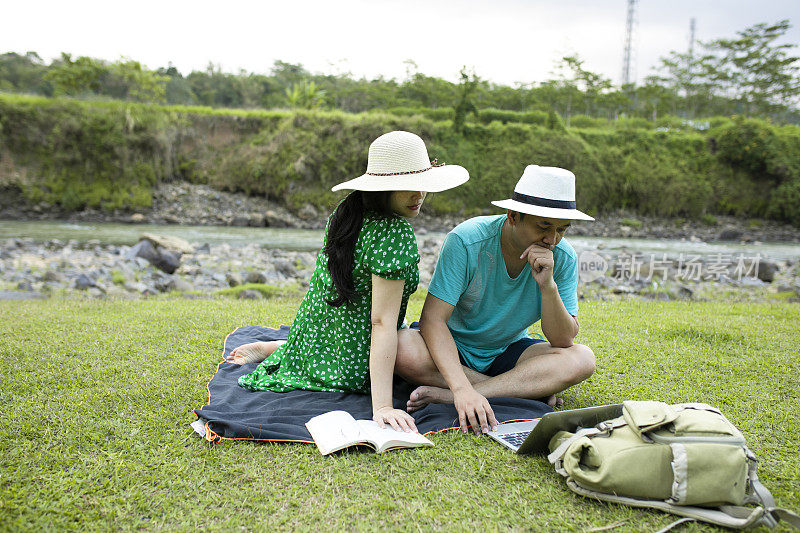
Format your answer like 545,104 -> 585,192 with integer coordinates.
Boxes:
767,508 -> 800,529
654,518 -> 695,533
564,479 -> 771,529
547,418 -> 628,469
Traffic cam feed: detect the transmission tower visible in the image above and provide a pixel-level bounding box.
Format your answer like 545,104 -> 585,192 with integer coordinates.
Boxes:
688,18 -> 696,59
621,0 -> 638,85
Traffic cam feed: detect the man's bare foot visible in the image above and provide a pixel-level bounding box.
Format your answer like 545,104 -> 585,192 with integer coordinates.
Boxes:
406,386 -> 454,413
228,341 -> 285,364
546,394 -> 565,408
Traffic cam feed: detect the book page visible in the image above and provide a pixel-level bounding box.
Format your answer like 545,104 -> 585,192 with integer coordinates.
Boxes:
305,411 -> 365,455
355,420 -> 433,452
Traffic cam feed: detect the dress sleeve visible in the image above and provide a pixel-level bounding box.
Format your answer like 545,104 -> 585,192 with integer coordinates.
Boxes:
362,217 -> 420,280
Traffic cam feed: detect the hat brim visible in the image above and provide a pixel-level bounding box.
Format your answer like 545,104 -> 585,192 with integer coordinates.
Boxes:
491,199 -> 595,221
331,165 -> 469,193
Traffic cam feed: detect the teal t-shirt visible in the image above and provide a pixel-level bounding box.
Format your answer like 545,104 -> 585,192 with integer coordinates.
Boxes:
427,215 -> 579,372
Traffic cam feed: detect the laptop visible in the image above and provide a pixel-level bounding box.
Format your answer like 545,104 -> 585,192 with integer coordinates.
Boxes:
487,403 -> 623,454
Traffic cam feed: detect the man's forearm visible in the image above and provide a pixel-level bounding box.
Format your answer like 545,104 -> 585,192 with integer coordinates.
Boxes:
539,282 -> 578,347
419,319 -> 472,392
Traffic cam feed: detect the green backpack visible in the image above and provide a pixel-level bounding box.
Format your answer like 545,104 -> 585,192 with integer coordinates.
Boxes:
547,401 -> 800,530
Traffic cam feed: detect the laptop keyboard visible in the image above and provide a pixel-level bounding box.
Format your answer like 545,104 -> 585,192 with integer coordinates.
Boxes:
500,431 -> 531,447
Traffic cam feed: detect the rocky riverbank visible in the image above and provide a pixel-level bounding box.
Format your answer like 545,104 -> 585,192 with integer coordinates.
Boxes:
3,181 -> 800,243
2,233 -> 798,303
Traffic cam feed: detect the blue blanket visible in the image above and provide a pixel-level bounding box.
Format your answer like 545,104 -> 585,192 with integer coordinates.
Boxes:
193,326 -> 552,442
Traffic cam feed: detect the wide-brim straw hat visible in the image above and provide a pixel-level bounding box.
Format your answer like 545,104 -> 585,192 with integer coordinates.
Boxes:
331,131 -> 469,192
491,165 -> 594,221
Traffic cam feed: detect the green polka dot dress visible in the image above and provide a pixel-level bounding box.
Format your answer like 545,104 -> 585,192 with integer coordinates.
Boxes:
238,212 -> 420,394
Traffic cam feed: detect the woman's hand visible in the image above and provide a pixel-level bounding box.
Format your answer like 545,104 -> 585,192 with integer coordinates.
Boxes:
373,406 -> 418,433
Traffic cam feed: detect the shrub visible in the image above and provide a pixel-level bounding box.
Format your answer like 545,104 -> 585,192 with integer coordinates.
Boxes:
701,214 -> 718,226
3,94 -> 800,224
570,115 -> 607,128
767,177 -> 800,226
713,118 -> 794,181
620,217 -> 643,229
476,108 -> 546,126
215,283 -> 284,299
615,117 -> 651,130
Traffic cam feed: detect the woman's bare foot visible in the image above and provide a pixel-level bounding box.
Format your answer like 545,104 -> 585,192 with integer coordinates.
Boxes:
406,386 -> 454,413
228,341 -> 285,364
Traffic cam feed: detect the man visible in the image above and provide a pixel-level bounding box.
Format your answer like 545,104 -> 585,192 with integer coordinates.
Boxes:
395,165 -> 596,435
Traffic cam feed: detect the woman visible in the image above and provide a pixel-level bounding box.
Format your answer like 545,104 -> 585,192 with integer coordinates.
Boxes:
232,131 -> 468,433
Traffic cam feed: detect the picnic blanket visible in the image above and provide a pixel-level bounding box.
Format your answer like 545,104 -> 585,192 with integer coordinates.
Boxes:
192,325 -> 552,443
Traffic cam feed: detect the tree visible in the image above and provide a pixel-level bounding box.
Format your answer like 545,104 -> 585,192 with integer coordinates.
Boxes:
706,20 -> 800,115
44,53 -> 109,96
284,80 -> 326,109
0,51 -> 49,94
651,50 -> 721,117
561,55 -> 613,116
110,59 -> 168,102
453,67 -> 479,133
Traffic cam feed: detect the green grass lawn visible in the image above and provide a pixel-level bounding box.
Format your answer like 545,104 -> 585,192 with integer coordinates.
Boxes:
1,295 -> 798,531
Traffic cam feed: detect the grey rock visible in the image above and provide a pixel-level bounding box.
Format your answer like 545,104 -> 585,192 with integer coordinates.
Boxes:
124,281 -> 149,293
264,210 -> 289,228
41,270 -> 65,283
74,274 -> 95,290
648,292 -> 671,301
92,282 -> 108,294
238,289 -> 263,300
126,239 -> 182,274
273,259 -> 297,278
125,239 -> 160,263
677,285 -> 694,299
153,275 -> 173,293
226,272 -> 242,287
718,229 -> 743,241
245,271 -> 267,284
195,243 -> 211,254
757,261 -> 779,283
297,203 -> 318,221
247,214 -> 265,227
0,290 -> 46,300
169,278 -> 193,292
156,249 -> 182,274
16,280 -> 34,291
231,215 -> 250,227
141,233 -> 193,254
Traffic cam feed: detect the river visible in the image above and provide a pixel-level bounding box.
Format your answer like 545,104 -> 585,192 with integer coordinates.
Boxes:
3,220 -> 800,260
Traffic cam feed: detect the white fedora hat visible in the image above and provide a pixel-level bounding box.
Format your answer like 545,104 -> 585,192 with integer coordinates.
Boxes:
491,165 -> 594,221
331,131 -> 469,192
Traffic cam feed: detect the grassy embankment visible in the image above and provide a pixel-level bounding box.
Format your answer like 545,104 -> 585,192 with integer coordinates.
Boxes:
1,294 -> 798,531
2,93 -> 800,224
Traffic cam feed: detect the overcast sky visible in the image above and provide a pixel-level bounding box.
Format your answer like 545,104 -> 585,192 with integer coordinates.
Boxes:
3,0 -> 798,86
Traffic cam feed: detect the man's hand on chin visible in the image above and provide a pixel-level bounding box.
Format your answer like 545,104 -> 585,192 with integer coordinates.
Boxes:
453,387 -> 499,435
521,242 -> 556,288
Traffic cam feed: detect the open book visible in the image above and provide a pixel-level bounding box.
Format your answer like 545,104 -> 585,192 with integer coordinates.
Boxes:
305,410 -> 434,455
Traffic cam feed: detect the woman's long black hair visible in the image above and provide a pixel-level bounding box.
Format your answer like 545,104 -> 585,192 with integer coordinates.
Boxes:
324,190 -> 394,307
